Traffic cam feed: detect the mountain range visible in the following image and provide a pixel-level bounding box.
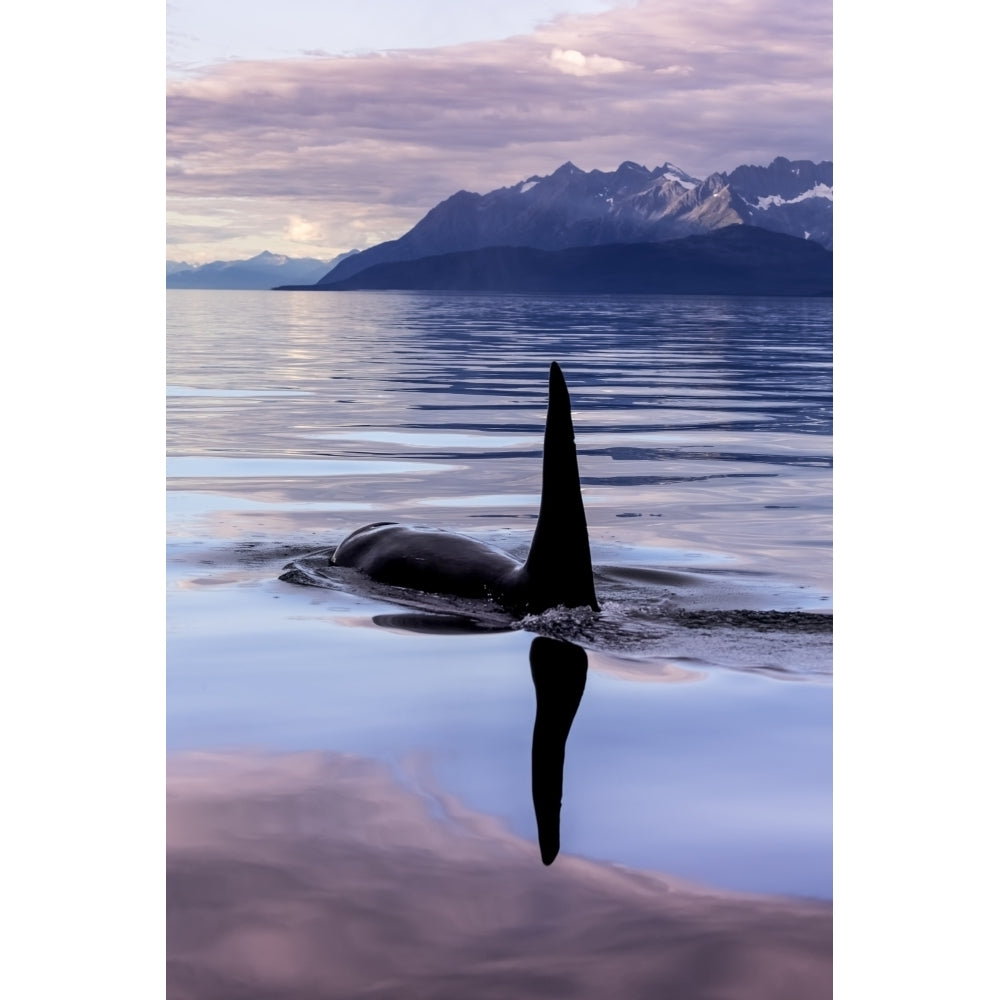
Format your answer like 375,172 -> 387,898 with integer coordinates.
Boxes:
166,250 -> 358,289
315,156 -> 832,286
281,226 -> 831,297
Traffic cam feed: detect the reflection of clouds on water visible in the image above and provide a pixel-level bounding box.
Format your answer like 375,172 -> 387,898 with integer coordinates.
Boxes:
168,553 -> 830,896
168,456 -> 460,478
417,492 -> 540,508
586,649 -> 705,684
305,429 -> 536,449
167,750 -> 831,1000
167,385 -> 308,398
167,292 -> 832,919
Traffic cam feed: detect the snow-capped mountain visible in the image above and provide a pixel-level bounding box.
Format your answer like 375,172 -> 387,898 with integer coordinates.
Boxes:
167,250 -> 358,289
320,157 -> 831,284
724,158 -> 832,247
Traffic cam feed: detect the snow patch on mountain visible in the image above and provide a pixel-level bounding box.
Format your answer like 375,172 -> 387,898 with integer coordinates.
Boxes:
755,183 -> 833,210
661,172 -> 697,190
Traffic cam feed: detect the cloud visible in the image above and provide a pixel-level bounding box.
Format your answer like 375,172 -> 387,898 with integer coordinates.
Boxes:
548,47 -> 634,75
167,0 -> 831,257
284,214 -> 326,243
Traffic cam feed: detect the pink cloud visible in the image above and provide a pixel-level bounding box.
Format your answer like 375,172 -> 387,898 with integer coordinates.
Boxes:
167,0 -> 830,256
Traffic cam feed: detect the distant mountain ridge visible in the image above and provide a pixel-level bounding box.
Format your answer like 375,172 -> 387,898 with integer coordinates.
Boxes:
279,226 -> 831,297
319,156 -> 832,284
167,250 -> 358,289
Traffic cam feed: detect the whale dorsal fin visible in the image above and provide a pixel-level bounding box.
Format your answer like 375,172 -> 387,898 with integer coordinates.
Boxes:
522,362 -> 599,613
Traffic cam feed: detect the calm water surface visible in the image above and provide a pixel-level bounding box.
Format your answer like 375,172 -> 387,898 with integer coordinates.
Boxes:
166,289 -> 832,901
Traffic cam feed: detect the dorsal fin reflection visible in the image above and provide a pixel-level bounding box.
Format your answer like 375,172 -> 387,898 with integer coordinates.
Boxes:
369,614 -> 588,865
529,636 -> 588,865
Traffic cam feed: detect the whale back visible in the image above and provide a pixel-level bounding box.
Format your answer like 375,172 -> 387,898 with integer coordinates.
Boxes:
329,362 -> 599,616
521,362 -> 599,613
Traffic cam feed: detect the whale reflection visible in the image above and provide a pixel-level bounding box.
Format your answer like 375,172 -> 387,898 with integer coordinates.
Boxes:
371,614 -> 588,865
370,612 -> 513,635
529,636 -> 588,865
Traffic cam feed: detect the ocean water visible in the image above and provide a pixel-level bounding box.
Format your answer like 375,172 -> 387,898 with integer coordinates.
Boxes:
166,289 -> 832,901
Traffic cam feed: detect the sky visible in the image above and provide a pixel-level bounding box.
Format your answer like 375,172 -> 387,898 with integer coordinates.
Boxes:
166,0 -> 832,264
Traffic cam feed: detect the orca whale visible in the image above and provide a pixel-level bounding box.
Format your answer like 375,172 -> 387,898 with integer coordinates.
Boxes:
332,362 -> 599,616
